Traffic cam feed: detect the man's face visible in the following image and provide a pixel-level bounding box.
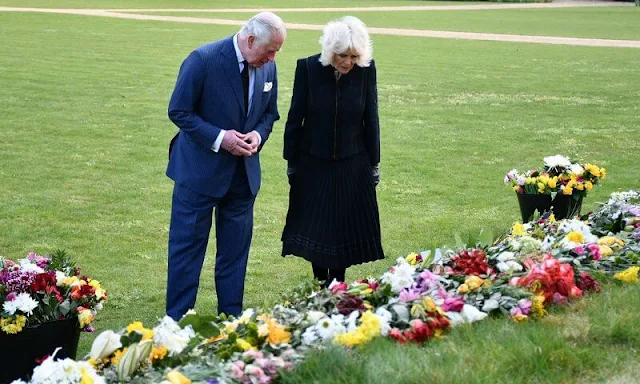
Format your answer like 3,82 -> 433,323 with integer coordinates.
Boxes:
245,34 -> 284,68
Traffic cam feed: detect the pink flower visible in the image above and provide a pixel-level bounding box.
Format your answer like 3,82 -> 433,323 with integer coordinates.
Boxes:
441,297 -> 464,312
231,361 -> 246,378
573,246 -> 585,255
329,281 -> 348,293
518,299 -> 532,315
510,307 -> 523,316
552,293 -> 568,304
399,288 -> 422,302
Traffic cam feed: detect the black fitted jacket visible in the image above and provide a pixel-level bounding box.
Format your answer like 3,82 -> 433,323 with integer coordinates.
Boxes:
283,54 -> 380,166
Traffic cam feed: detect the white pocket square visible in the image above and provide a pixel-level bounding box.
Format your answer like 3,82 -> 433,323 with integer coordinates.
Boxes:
263,82 -> 273,92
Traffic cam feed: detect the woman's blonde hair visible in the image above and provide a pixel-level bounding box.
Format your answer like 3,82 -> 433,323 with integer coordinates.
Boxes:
319,16 -> 372,68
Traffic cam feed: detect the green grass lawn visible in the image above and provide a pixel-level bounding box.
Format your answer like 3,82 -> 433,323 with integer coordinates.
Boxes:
141,7 -> 640,40
1,2 -> 639,382
0,0 -> 482,9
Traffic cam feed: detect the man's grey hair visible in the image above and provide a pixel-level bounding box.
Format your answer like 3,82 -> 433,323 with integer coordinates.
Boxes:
239,12 -> 287,45
319,16 -> 372,68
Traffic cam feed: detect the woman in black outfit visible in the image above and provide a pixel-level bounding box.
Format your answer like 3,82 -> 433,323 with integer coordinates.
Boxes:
281,16 -> 384,286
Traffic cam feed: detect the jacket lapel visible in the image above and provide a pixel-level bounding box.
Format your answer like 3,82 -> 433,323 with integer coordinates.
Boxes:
220,38 -> 246,115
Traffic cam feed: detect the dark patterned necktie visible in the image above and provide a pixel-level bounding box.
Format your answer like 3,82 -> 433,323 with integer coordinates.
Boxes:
241,60 -> 249,114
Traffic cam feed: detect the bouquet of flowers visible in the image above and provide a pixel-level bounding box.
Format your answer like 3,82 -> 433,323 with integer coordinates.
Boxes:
0,250 -> 107,334
505,154 -> 606,197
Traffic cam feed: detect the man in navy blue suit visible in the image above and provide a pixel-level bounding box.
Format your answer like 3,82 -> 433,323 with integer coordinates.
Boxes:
166,12 -> 286,320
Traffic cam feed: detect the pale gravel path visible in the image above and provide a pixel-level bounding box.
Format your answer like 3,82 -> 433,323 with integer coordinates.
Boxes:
1,5 -> 639,48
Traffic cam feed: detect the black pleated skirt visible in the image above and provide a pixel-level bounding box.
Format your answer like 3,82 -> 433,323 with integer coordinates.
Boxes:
281,152 -> 385,269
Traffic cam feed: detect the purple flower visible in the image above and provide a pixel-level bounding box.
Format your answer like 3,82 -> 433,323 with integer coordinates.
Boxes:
518,299 -> 532,315
416,270 -> 439,290
205,379 -> 221,384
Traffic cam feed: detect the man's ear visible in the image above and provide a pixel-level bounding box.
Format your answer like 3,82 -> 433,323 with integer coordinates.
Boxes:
247,35 -> 255,49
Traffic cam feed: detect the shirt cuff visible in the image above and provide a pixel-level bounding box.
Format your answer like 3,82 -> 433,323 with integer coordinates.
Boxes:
212,130 -> 226,152
252,130 -> 262,145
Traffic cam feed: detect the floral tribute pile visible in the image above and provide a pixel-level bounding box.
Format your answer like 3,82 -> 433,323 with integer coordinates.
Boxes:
1,250 -> 108,335
504,154 -> 606,197
12,190 -> 640,384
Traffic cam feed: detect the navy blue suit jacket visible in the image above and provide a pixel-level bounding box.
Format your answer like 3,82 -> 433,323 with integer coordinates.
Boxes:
167,36 -> 279,197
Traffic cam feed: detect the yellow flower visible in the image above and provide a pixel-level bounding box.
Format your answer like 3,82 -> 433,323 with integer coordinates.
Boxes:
225,321 -> 239,333
512,222 -> 526,236
111,348 -> 126,366
79,368 -> 94,384
88,279 -> 102,289
207,334 -> 226,343
151,346 -> 168,362
334,311 -> 380,348
614,267 -> 639,284
457,284 -> 469,294
562,186 -> 573,195
585,163 -> 601,177
547,177 -> 557,189
63,276 -> 79,286
597,236 -> 624,248
257,315 -> 291,345
167,370 -> 192,384
126,321 -> 154,340
537,182 -> 546,193
576,183 -> 584,191
548,213 -> 556,223
0,316 -> 25,334
422,297 -> 437,313
78,309 -> 95,328
236,338 -> 252,351
405,252 -> 420,265
599,245 -> 613,257
465,276 -> 484,291
600,168 -> 607,178
566,231 -> 585,244
531,295 -> 546,317
512,314 -> 528,322
512,185 -> 520,192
